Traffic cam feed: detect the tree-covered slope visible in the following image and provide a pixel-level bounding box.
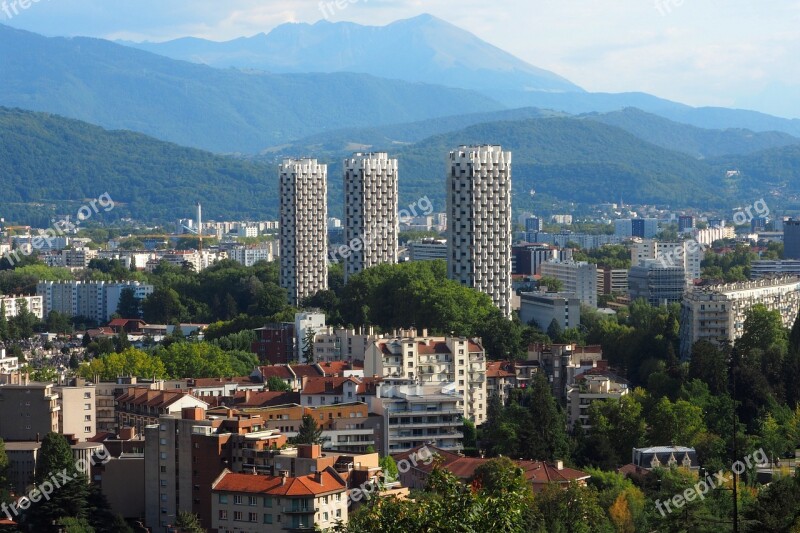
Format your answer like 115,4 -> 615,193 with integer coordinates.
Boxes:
0,107 -> 277,225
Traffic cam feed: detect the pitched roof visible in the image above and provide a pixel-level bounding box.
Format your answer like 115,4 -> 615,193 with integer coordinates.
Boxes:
233,391 -> 300,407
116,387 -> 207,410
393,446 -> 590,490
301,377 -> 358,395
486,361 -> 516,379
213,469 -> 346,496
190,376 -> 258,388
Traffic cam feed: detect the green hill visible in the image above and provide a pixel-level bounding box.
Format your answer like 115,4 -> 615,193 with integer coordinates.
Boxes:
0,107 -> 277,225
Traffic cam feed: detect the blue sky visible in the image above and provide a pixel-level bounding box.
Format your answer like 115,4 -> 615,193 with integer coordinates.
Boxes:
2,0 -> 799,118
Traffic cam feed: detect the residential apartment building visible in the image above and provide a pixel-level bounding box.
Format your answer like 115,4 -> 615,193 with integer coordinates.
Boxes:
566,369 -> 629,430
279,158 -> 328,306
62,247 -> 98,268
679,276 -> 800,357
527,343 -> 605,402
532,232 -> 625,250
519,292 -> 581,330
370,380 -> 464,454
540,260 -> 598,307
211,467 -> 348,533
628,261 -> 687,306
252,323 -> 295,364
313,327 -> 380,363
0,294 -> 44,320
54,382 -> 96,441
631,240 -> 704,280
751,260 -> 800,279
596,267 -> 629,296
364,333 -> 487,424
0,381 -> 60,441
343,152 -> 399,282
447,145 -> 512,317
37,280 -> 153,322
116,387 -> 209,434
228,245 -> 275,267
295,312 -> 326,362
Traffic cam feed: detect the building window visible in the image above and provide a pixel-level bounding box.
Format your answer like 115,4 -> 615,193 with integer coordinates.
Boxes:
84,426 -> 92,433
234,495 -> 243,505
248,496 -> 257,506
264,497 -> 272,508
218,510 -> 227,521
233,511 -> 242,521
264,514 -> 273,524
84,403 -> 91,410
84,392 -> 92,399
219,494 -> 228,504
249,512 -> 258,522
84,415 -> 92,421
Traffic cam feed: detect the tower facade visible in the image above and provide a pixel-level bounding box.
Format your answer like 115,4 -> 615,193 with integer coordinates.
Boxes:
343,152 -> 399,282
447,145 -> 512,317
279,158 -> 328,306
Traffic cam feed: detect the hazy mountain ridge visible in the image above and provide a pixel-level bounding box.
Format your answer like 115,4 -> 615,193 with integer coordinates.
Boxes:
0,23 -> 503,154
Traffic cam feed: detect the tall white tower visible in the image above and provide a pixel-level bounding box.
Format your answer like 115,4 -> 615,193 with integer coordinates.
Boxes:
279,158 -> 328,306
447,145 -> 512,317
343,152 -> 399,282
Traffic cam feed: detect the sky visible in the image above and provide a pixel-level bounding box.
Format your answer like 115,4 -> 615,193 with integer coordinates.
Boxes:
2,0 -> 799,118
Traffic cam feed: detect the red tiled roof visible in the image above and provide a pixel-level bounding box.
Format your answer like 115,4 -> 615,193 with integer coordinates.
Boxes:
191,376 -> 257,388
416,342 -> 451,355
258,366 -> 294,380
486,361 -> 515,379
213,469 -> 345,496
393,446 -> 589,491
301,377 -> 358,395
233,391 -> 300,407
108,318 -> 146,327
116,388 -> 207,410
291,365 -> 324,378
317,361 -> 356,376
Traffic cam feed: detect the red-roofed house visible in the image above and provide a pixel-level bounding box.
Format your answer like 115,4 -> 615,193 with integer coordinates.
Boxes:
211,467 -> 348,532
116,387 -> 208,433
393,445 -> 590,493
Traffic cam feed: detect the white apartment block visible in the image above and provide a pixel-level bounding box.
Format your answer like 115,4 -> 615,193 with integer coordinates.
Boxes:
295,312 -> 326,362
343,153 -> 399,282
447,145 -> 512,317
539,260 -> 598,308
679,276 -> 800,357
279,159 -> 328,306
37,281 -> 153,322
364,333 -> 487,424
693,226 -> 735,245
631,240 -> 704,280
1,295 -> 44,320
228,246 -> 275,267
566,371 -> 629,430
369,380 -> 465,453
314,328 -> 381,363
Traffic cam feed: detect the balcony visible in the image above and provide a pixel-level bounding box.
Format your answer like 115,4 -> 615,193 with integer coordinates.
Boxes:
283,505 -> 317,514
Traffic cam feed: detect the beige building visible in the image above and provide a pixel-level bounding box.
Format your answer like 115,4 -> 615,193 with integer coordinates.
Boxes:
314,327 -> 380,363
566,370 -> 629,430
679,276 -> 800,357
211,467 -> 348,533
0,382 -> 60,441
365,332 -> 487,424
55,383 -> 96,441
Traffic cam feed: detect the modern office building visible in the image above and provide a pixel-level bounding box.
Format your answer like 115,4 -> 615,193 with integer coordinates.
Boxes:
279,158 -> 328,306
632,218 -> 659,239
751,260 -> 800,279
539,260 -> 598,307
343,153 -> 399,282
512,244 -> 572,276
519,292 -> 581,330
628,260 -> 687,306
407,238 -> 447,262
678,215 -> 695,233
596,267 -> 629,296
447,145 -> 512,317
525,216 -> 541,233
785,219 -> 800,260
679,276 -> 800,357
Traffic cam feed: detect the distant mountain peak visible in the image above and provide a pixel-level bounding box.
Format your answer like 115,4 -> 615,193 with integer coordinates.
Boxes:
120,14 -> 584,96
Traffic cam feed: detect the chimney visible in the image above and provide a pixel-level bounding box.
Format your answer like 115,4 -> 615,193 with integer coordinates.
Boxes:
315,470 -> 323,485
280,471 -> 288,485
244,390 -> 251,404
556,460 -> 564,471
